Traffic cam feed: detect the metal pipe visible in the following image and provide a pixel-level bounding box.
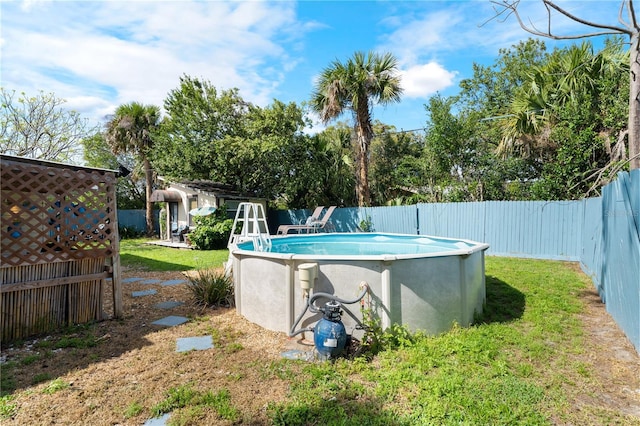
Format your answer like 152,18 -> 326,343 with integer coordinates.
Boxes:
289,282 -> 370,337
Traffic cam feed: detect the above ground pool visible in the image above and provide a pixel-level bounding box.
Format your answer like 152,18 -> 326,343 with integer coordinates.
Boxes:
230,232 -> 490,338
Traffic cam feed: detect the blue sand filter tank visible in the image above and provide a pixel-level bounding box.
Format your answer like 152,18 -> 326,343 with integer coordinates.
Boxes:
313,300 -> 347,358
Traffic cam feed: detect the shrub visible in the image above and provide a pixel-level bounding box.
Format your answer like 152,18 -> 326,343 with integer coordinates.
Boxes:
118,226 -> 145,239
185,268 -> 234,307
358,215 -> 374,232
189,205 -> 233,250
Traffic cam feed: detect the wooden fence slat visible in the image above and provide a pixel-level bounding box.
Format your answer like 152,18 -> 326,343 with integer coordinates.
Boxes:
0,272 -> 110,293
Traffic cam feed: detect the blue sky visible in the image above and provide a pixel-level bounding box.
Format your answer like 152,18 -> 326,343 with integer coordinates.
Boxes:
0,0 -> 623,134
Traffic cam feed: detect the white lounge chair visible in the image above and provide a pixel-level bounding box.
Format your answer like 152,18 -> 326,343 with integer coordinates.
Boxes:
277,206 -> 336,235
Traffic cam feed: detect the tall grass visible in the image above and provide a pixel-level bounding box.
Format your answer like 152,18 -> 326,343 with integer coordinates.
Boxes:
185,268 -> 234,307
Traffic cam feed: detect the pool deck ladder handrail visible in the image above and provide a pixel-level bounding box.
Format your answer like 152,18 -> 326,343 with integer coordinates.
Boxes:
227,202 -> 272,252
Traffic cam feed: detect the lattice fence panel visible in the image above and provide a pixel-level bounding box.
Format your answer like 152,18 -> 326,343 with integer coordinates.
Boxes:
1,157 -> 117,267
1,156 -> 121,341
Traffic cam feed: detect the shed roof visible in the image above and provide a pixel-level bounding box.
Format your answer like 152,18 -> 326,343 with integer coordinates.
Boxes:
0,154 -> 118,174
176,180 -> 237,194
155,178 -> 266,202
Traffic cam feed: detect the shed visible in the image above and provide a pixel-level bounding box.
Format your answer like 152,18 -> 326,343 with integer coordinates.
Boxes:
151,179 -> 267,241
1,155 -> 122,342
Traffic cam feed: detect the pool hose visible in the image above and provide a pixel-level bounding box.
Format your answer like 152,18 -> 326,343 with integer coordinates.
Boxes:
289,281 -> 369,338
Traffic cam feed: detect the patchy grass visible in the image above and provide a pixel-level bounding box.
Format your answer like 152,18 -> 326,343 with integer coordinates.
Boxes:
265,257 -> 639,425
0,362 -> 17,397
123,401 -> 144,419
1,256 -> 638,425
0,396 -> 17,420
151,384 -> 239,423
41,379 -> 70,395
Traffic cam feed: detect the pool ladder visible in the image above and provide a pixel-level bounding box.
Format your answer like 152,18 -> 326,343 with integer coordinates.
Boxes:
227,202 -> 272,252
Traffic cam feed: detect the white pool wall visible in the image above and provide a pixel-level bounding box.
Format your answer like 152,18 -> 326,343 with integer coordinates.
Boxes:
230,233 -> 489,337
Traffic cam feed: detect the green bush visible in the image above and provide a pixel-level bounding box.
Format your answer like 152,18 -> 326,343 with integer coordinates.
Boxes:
185,268 -> 234,307
118,226 -> 145,239
189,205 -> 233,250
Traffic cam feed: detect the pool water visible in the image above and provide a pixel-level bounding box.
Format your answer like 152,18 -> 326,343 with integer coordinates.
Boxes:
237,233 -> 477,257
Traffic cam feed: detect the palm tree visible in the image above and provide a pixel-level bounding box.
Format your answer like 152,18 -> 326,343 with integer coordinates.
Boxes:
311,51 -> 403,206
498,42 -> 627,159
105,102 -> 160,236
491,0 -> 640,170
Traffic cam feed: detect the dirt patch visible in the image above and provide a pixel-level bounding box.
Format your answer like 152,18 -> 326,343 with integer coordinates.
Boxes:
573,286 -> 640,419
1,267 -> 639,425
1,268 -> 296,425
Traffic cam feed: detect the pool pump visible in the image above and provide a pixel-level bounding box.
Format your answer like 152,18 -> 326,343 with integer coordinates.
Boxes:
314,300 -> 347,358
289,280 -> 369,360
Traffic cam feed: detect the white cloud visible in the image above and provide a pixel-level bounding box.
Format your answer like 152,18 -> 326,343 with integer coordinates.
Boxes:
376,1 -> 624,101
378,9 -> 463,67
400,63 -> 457,98
1,0 -> 307,125
19,0 -> 51,12
2,0 -> 626,135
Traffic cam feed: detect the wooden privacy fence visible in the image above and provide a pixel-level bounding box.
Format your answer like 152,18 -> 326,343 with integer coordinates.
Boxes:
1,155 -> 122,342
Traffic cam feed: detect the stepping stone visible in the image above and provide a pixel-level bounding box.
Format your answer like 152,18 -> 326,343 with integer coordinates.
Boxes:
152,315 -> 189,327
176,336 -> 213,352
161,279 -> 186,287
143,413 -> 170,425
281,349 -> 313,361
140,279 -> 162,285
123,277 -> 144,283
132,289 -> 157,297
155,301 -> 184,310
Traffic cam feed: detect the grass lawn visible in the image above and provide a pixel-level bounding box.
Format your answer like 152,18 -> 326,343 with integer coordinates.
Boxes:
1,242 -> 638,425
265,257 -> 637,425
118,238 -> 229,271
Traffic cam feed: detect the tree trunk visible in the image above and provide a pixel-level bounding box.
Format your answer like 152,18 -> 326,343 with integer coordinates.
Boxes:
629,34 -> 640,170
143,157 -> 155,236
355,126 -> 371,207
354,96 -> 373,207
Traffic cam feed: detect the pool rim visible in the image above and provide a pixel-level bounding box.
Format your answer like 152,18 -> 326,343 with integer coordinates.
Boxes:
231,232 -> 490,261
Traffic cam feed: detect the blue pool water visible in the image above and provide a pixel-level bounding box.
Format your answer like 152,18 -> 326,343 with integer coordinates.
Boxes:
236,233 -> 478,257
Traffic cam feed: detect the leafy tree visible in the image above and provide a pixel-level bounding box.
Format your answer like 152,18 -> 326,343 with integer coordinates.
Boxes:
457,38 -> 549,162
154,76 -> 339,209
82,133 -> 145,209
223,99 -> 309,199
498,40 -> 628,197
446,36 -> 628,200
153,75 -> 249,182
0,88 -> 96,162
459,39 -> 548,116
278,123 -> 356,208
499,41 -> 627,156
105,102 -> 160,236
369,124 -> 426,205
491,0 -> 640,170
314,124 -> 357,206
311,51 -> 403,206
422,95 -> 523,202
